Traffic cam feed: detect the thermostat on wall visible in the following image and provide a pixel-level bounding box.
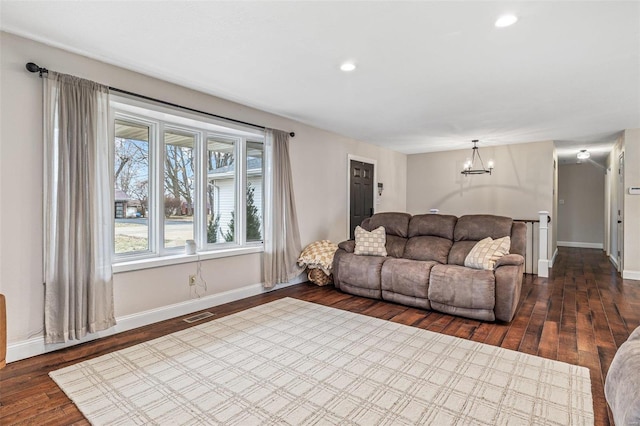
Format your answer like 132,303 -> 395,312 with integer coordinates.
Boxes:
629,187 -> 640,195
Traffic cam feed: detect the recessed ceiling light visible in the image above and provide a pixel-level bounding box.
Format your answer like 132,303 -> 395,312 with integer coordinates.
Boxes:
495,14 -> 518,28
340,62 -> 356,72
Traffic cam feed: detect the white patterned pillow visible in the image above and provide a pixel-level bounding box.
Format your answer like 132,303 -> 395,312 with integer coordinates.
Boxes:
464,236 -> 511,270
354,226 -> 387,257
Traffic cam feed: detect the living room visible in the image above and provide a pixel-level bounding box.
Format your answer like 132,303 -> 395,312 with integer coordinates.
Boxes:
1,2 -> 639,425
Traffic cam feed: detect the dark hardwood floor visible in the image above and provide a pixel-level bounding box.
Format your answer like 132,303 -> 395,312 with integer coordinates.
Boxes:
1,247 -> 639,425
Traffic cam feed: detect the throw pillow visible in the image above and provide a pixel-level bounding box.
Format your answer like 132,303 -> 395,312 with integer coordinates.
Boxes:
354,225 -> 387,257
464,236 -> 511,270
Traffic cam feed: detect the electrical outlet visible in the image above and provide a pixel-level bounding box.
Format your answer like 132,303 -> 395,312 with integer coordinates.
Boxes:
189,275 -> 196,286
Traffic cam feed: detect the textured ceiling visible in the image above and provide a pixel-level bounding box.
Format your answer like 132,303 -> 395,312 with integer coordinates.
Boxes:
1,1 -> 638,162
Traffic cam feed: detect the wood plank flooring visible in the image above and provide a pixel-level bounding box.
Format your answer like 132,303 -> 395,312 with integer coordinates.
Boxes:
1,247 -> 639,425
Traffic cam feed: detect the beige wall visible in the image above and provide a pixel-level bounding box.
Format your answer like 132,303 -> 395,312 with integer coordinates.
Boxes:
557,163 -> 605,246
0,32 -> 407,345
406,141 -> 555,220
623,129 -> 640,278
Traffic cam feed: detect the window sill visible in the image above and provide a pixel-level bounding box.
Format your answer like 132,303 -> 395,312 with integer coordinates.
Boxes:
113,246 -> 263,274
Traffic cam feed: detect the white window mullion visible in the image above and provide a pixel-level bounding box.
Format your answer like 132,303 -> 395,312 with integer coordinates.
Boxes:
194,131 -> 206,250
156,122 -> 165,255
237,138 -> 247,246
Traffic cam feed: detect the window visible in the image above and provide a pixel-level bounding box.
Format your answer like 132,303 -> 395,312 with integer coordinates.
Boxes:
206,135 -> 236,244
246,141 -> 264,243
114,119 -> 152,255
163,128 -> 195,249
112,99 -> 265,264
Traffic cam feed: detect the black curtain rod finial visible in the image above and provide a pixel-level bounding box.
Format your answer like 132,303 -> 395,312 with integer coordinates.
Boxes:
289,132 -> 295,138
26,62 -> 48,77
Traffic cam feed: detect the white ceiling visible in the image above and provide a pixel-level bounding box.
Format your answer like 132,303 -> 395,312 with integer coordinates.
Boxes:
1,1 -> 638,163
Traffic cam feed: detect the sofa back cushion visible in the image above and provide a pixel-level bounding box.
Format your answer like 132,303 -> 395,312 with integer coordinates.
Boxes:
363,212 -> 411,238
404,236 -> 452,264
449,215 -> 513,266
408,214 -> 458,239
402,214 -> 457,263
361,212 -> 411,258
510,222 -> 527,257
454,214 -> 513,241
386,235 -> 408,258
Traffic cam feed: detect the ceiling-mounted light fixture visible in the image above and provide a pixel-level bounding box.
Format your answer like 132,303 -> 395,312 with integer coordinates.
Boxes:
495,14 -> 518,28
461,140 -> 494,176
577,149 -> 590,160
340,62 -> 356,72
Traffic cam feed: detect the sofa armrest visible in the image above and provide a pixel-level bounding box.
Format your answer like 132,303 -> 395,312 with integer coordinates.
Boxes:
494,260 -> 524,322
338,240 -> 355,253
606,326 -> 640,426
495,254 -> 524,269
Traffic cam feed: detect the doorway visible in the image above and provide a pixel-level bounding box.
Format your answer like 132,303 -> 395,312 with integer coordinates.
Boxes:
347,156 -> 376,239
617,153 -> 624,271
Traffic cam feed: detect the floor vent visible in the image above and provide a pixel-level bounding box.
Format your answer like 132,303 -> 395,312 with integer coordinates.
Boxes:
183,312 -> 215,323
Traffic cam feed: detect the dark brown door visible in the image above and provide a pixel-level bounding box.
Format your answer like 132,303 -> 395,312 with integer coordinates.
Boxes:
350,160 -> 374,239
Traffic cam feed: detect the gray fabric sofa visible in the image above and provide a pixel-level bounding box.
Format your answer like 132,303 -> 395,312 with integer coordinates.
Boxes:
332,213 -> 527,322
605,325 -> 640,426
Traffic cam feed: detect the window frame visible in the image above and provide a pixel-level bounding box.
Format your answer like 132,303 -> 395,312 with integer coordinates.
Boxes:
111,97 -> 266,271
161,124 -> 199,253
113,114 -> 157,259
203,133 -> 241,250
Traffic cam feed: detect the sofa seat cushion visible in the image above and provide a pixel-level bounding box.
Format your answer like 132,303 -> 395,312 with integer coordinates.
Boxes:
428,264 -> 496,321
336,253 -> 386,299
381,259 -> 436,310
381,258 -> 437,299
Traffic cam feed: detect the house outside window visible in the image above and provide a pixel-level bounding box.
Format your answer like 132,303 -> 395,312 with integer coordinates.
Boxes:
112,98 -> 264,264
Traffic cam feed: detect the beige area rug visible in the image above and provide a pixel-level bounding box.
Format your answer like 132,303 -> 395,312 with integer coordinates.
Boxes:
50,298 -> 594,425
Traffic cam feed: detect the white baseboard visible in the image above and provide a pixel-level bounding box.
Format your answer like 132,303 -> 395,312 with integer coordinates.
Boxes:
557,241 -> 604,249
7,278 -> 303,364
549,248 -> 558,268
609,254 -> 619,269
622,270 -> 640,281
538,259 -> 549,278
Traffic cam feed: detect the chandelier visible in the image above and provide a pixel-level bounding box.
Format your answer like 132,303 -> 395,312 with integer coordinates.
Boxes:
461,140 -> 494,176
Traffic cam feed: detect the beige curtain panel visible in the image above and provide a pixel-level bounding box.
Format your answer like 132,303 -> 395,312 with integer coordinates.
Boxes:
263,129 -> 303,288
43,72 -> 116,343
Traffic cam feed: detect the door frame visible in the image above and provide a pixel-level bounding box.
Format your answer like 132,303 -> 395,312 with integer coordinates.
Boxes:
617,152 -> 624,272
346,154 -> 377,239
604,166 -> 611,257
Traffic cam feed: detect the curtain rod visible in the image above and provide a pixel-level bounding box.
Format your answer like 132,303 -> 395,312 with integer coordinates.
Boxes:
25,62 -> 295,138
